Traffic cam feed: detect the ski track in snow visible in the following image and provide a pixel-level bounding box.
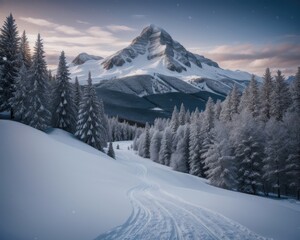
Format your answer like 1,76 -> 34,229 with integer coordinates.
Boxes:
95,151 -> 267,240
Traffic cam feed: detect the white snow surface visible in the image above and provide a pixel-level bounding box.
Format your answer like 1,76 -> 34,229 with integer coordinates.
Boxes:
1,120 -> 299,240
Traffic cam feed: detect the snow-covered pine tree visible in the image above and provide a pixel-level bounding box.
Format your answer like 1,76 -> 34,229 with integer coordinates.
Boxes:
230,84 -> 240,117
199,98 -> 215,178
220,94 -> 232,122
263,118 -> 289,198
113,121 -> 122,141
202,97 -> 215,132
19,30 -> 32,69
214,99 -> 222,121
185,109 -> 191,124
75,72 -> 105,151
290,67 -> 300,113
170,106 -> 179,133
0,14 -> 20,118
170,124 -> 190,173
98,99 -> 109,148
204,122 -> 237,189
158,127 -> 172,166
52,51 -> 76,133
260,68 -> 273,122
9,63 -> 28,122
150,130 -> 162,163
142,122 -> 151,158
284,111 -> 300,199
270,70 -> 291,121
24,34 -> 51,131
238,84 -> 250,113
189,119 -> 203,177
178,103 -> 186,125
232,111 -> 264,195
190,107 -> 199,124
247,75 -> 260,118
107,142 -> 115,159
74,76 -> 82,113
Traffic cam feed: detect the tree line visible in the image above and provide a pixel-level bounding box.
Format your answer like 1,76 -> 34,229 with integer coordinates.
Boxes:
0,14 -> 138,153
134,69 -> 300,199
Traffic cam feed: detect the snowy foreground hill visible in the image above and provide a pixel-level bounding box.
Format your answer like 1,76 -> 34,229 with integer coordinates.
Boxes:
1,120 -> 300,240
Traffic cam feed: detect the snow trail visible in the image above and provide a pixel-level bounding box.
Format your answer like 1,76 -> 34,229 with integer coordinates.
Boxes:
95,147 -> 266,240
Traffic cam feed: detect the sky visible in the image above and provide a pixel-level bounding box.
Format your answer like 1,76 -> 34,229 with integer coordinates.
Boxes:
0,0 -> 299,76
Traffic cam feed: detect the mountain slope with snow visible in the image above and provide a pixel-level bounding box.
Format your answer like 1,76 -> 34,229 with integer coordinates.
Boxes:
1,120 -> 299,240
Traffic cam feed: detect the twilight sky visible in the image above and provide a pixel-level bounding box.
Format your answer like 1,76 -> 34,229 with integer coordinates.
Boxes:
0,0 -> 299,76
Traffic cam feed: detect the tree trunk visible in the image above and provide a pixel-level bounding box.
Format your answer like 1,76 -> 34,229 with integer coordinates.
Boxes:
10,108 -> 14,119
277,187 -> 281,198
297,189 -> 300,200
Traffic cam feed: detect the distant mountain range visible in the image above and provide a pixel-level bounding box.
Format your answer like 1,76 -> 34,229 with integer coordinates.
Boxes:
69,24 -> 261,124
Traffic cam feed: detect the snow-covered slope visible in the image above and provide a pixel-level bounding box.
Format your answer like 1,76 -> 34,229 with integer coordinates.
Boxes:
69,24 -> 259,95
1,120 -> 300,240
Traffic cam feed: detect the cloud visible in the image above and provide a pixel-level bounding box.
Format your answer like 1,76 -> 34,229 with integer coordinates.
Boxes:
20,17 -> 132,69
131,14 -> 146,19
20,17 -> 56,27
20,17 -> 83,35
76,20 -> 90,25
55,25 -> 83,35
86,26 -> 115,38
106,25 -> 136,32
190,43 -> 300,76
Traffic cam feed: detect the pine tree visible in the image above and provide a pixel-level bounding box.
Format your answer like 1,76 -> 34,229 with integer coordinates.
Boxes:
150,130 -> 162,163
202,97 -> 215,132
19,30 -> 32,69
0,14 -> 20,117
52,51 -> 76,133
220,94 -> 232,122
9,63 -> 28,122
158,127 -> 172,166
204,122 -> 237,189
189,120 -> 203,177
214,99 -> 222,120
75,72 -> 105,151
232,112 -> 264,194
284,111 -> 300,199
247,75 -> 260,118
198,98 -> 215,178
185,109 -> 191,124
291,67 -> 300,113
178,103 -> 186,125
270,70 -> 291,121
107,142 -> 115,159
74,76 -> 82,113
230,84 -> 240,116
263,119 -> 289,198
142,122 -> 151,158
260,68 -> 273,122
170,106 -> 179,133
238,85 -> 250,113
98,99 -> 109,148
236,136 -> 263,194
171,125 -> 190,173
190,107 -> 199,123
24,34 -> 51,131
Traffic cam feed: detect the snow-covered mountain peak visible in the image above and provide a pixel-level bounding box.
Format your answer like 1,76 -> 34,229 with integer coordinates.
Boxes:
101,24 -> 217,73
72,52 -> 103,65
